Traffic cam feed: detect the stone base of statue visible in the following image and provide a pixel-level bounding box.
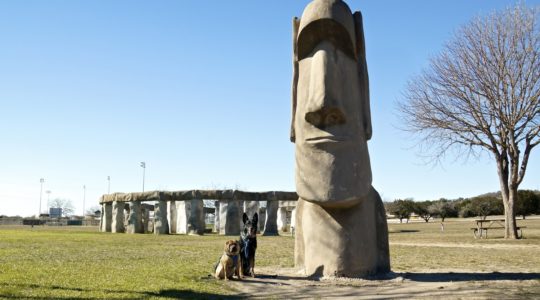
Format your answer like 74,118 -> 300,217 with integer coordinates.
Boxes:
294,186 -> 390,277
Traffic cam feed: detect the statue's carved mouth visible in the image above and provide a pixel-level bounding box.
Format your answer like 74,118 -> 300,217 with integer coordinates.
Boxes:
305,135 -> 348,145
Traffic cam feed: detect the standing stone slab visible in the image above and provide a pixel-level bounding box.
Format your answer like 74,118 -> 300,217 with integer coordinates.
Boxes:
127,201 -> 144,234
124,203 -> 130,229
277,207 -> 288,232
259,207 -> 266,233
188,200 -> 205,235
102,203 -> 113,232
177,200 -> 205,235
176,200 -> 190,234
154,201 -> 169,235
219,200 -> 242,235
168,201 -> 177,234
141,205 -> 151,233
244,201 -> 259,216
263,200 -> 279,236
99,204 -> 104,232
112,201 -> 125,233
213,201 -> 220,233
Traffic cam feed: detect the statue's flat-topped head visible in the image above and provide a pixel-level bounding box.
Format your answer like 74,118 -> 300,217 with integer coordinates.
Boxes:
297,0 -> 356,60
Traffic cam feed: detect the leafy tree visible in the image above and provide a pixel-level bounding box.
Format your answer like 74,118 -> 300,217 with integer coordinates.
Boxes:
48,198 -> 75,217
515,190 -> 540,219
470,196 -> 504,220
537,191 -> 540,214
458,203 -> 475,218
399,4 -> 540,238
388,199 -> 416,223
428,199 -> 457,222
413,201 -> 433,223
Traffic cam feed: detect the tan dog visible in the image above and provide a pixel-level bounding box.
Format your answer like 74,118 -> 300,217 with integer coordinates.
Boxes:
214,240 -> 242,280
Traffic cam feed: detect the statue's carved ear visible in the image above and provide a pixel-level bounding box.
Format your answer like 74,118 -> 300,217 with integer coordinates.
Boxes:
291,17 -> 300,143
353,11 -> 372,140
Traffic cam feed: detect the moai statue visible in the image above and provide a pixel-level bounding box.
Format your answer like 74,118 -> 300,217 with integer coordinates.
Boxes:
291,0 -> 390,277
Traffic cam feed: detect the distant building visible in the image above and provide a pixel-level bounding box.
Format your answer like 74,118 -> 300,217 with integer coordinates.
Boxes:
49,207 -> 62,218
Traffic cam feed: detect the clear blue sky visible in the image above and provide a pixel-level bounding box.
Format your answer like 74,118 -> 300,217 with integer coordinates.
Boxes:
1,0 -> 539,217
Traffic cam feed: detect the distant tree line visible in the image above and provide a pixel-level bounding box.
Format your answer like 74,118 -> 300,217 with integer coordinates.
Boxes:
384,190 -> 540,223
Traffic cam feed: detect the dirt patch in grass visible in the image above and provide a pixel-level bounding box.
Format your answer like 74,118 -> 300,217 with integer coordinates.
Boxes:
229,218 -> 540,299
230,267 -> 540,299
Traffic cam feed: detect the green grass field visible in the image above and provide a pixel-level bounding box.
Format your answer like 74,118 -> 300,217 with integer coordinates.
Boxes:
0,218 -> 539,299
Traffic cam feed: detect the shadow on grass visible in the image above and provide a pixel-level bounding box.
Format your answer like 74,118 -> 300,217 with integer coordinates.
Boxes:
2,273 -> 539,299
0,283 -> 246,300
143,289 -> 245,299
389,230 -> 420,233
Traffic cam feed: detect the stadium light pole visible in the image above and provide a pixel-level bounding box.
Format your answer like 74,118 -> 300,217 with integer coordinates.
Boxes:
45,190 -> 52,217
140,162 -> 146,192
39,178 -> 44,216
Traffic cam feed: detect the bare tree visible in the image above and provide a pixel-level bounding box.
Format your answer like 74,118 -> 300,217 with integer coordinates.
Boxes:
399,4 -> 540,239
48,198 -> 75,217
85,205 -> 101,216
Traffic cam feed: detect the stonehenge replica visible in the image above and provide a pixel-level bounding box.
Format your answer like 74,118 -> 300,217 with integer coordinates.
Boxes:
291,0 -> 390,277
98,190 -> 297,236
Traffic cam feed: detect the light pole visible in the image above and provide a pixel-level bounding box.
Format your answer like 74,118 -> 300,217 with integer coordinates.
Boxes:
83,185 -> 86,217
39,178 -> 44,217
45,190 -> 52,213
107,176 -> 110,194
140,162 -> 146,192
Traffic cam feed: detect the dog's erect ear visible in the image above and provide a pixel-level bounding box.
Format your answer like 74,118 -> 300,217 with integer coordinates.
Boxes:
243,213 -> 248,224
252,213 -> 258,225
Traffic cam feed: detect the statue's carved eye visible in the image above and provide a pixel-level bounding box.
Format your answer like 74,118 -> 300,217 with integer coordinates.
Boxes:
297,20 -> 356,61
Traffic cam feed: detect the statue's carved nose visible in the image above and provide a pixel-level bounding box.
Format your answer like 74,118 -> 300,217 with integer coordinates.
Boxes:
305,107 -> 346,129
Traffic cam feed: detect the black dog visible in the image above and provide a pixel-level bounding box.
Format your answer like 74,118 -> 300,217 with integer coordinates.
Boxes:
240,212 -> 258,277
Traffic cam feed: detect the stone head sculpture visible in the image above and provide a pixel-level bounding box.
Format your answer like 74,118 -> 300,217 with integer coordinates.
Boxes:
291,0 -> 372,208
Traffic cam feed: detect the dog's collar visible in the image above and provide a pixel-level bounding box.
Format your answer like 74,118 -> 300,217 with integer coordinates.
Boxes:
241,234 -> 255,241
226,254 -> 239,267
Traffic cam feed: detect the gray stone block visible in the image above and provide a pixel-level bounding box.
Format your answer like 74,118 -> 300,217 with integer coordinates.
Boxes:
127,201 -> 144,234
263,200 -> 279,236
154,201 -> 169,235
112,201 -> 125,233
219,200 -> 242,235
